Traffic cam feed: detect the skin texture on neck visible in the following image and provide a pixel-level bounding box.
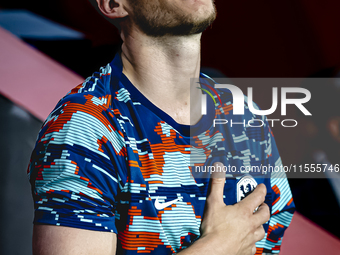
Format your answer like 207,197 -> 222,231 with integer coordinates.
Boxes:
120,28 -> 202,125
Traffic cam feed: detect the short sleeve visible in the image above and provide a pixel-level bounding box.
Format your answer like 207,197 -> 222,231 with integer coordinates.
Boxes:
28,93 -> 126,233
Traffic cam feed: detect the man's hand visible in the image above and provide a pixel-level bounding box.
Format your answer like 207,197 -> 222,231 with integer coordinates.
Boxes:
179,162 -> 270,255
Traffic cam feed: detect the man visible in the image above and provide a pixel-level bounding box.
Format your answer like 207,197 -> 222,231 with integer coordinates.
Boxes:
28,0 -> 295,254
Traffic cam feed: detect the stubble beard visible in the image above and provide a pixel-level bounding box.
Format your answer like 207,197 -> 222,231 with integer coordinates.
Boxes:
126,0 -> 216,37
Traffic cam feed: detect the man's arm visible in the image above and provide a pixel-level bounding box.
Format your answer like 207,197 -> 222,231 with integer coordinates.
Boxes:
28,92 -> 122,254
33,225 -> 117,255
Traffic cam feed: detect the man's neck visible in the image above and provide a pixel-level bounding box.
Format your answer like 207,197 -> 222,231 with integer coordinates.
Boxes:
120,29 -> 202,125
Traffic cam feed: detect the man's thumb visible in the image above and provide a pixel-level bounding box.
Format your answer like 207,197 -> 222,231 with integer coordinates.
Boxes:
208,162 -> 226,204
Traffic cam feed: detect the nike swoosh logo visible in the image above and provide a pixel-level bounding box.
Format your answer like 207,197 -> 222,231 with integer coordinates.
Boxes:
154,197 -> 180,210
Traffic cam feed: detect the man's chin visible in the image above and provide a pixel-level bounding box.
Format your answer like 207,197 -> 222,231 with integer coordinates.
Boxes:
128,0 -> 216,37
142,13 -> 216,37
188,11 -> 216,35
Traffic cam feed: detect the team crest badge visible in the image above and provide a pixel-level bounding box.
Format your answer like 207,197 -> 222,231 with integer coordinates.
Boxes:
237,175 -> 258,202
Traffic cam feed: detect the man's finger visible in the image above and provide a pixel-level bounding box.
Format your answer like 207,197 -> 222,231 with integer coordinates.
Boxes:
208,162 -> 226,204
238,183 -> 267,213
254,225 -> 266,242
253,203 -> 270,226
252,245 -> 257,255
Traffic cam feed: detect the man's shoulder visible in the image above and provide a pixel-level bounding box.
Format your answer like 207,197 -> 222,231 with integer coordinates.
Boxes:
48,63 -> 117,117
65,63 -> 113,99
199,76 -> 252,112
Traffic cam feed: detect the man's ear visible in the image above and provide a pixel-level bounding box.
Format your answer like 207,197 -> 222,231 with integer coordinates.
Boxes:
95,0 -> 128,19
327,116 -> 340,143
